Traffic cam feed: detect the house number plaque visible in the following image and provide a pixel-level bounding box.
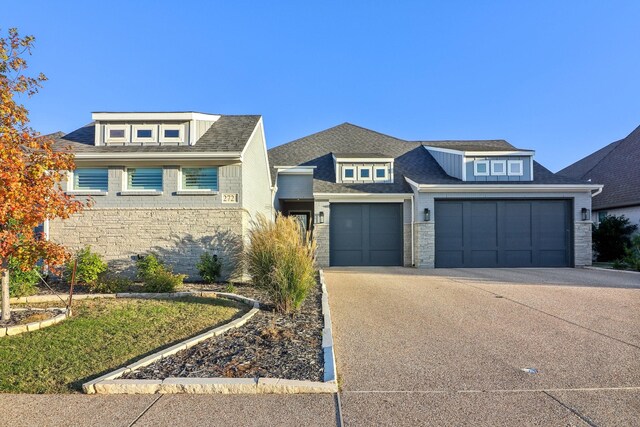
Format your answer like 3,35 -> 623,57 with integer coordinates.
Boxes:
222,193 -> 239,203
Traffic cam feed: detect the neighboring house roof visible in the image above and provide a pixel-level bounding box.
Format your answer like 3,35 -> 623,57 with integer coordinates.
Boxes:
53,115 -> 261,153
558,124 -> 640,210
332,152 -> 391,159
268,122 -> 587,194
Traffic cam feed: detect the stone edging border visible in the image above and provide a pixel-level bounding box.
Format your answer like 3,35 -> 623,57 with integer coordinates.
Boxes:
0,307 -> 70,337
585,266 -> 640,275
80,273 -> 338,394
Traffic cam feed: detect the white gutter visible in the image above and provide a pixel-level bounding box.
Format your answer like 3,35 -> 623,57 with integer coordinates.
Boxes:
591,187 -> 603,197
408,181 -> 603,193
74,152 -> 242,161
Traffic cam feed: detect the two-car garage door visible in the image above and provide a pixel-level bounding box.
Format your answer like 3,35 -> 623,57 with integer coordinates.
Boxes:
435,199 -> 572,268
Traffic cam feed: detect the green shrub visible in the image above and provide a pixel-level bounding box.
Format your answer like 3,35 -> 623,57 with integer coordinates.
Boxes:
136,253 -> 164,281
65,246 -> 107,286
142,269 -> 186,293
197,252 -> 222,283
592,215 -> 638,261
612,259 -> 628,270
91,273 -> 134,293
244,213 -> 316,313
136,253 -> 186,293
224,283 -> 236,293
8,258 -> 40,297
622,235 -> 640,271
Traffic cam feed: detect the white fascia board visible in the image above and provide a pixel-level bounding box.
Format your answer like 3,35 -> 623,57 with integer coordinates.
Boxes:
74,152 -> 242,161
413,183 -> 603,193
465,150 -> 535,156
335,157 -> 395,163
277,167 -> 316,175
424,146 -> 534,157
313,192 -> 412,203
91,112 -> 222,122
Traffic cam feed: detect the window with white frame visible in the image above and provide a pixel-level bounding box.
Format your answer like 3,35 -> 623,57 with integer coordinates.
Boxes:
160,124 -> 185,143
474,160 -> 490,176
126,167 -> 163,191
342,167 -> 355,180
491,160 -> 507,176
358,166 -> 372,180
182,167 -> 218,191
105,125 -> 129,143
72,168 -> 108,192
374,166 -> 388,180
132,125 -> 157,143
507,160 -> 524,176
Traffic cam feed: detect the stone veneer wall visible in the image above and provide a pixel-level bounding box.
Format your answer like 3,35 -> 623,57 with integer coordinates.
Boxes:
574,221 -> 593,267
414,222 -> 435,268
314,224 -> 330,268
403,224 -> 413,266
49,208 -> 246,280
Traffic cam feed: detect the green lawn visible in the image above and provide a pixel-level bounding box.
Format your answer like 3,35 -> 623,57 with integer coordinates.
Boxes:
0,297 -> 245,393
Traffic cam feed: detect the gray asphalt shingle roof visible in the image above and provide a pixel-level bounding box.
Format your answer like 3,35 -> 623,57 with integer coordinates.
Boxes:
559,125 -> 640,210
53,115 -> 261,153
268,123 -> 589,194
421,140 -> 533,152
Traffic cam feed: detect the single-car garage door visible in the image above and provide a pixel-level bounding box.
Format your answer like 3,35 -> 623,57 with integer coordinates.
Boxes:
435,199 -> 572,268
330,203 -> 403,266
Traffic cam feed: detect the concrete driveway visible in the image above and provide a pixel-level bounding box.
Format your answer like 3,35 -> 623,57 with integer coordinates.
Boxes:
325,267 -> 640,426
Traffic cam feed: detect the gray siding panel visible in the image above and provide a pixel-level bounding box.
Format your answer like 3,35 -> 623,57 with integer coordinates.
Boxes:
427,149 -> 463,180
276,174 -> 314,199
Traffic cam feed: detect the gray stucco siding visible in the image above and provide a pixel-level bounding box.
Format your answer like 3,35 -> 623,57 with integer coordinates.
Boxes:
240,121 -> 274,222
427,149 -> 463,180
464,156 -> 532,182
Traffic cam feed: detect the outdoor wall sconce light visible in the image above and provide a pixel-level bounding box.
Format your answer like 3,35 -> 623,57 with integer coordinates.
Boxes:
581,208 -> 590,221
424,208 -> 431,222
317,211 -> 325,224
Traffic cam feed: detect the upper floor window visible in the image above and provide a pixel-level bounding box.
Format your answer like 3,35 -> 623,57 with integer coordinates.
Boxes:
105,125 -> 129,143
507,160 -> 523,176
474,160 -> 489,176
73,168 -> 108,192
374,166 -> 388,180
182,167 -> 218,191
358,166 -> 372,179
490,160 -> 506,176
132,125 -> 157,142
127,167 -> 163,191
160,124 -> 185,143
342,167 -> 355,180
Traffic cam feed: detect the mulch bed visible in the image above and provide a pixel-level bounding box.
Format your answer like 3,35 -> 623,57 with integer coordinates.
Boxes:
0,308 -> 63,328
123,281 -> 324,382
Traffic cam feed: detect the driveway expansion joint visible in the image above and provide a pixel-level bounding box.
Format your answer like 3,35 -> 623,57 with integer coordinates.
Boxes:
542,391 -> 599,427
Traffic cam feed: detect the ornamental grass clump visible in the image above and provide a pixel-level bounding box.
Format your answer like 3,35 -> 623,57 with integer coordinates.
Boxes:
245,214 -> 316,313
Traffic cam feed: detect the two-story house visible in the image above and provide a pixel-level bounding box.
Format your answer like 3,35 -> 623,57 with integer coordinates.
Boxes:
50,112 -> 272,279
268,123 -> 602,268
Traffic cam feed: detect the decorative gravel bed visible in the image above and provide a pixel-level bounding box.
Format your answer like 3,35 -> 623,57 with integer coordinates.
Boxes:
0,308 -> 63,327
123,281 -> 324,382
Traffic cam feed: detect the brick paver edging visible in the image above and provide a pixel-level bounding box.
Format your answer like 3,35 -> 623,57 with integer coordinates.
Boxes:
0,307 -> 70,337
80,273 -> 338,394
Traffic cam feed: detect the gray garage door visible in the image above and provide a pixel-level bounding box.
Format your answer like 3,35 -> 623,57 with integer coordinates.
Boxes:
435,199 -> 572,268
330,203 -> 403,266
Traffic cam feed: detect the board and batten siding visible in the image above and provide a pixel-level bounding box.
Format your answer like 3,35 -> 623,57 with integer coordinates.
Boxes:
464,156 -> 532,182
426,149 -> 463,180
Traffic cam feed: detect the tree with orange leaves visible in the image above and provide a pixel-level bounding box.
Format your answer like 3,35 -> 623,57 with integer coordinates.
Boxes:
1,28 -> 86,321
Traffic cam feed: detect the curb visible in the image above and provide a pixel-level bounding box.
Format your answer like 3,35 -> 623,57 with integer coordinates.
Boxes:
0,307 -> 70,338
584,266 -> 640,275
84,272 -> 339,394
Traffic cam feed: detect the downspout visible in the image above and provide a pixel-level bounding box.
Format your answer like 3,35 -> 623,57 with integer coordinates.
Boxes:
591,187 -> 603,198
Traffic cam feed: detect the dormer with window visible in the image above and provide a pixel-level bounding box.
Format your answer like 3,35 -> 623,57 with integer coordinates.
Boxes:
332,153 -> 394,184
424,143 -> 535,182
93,112 -> 221,146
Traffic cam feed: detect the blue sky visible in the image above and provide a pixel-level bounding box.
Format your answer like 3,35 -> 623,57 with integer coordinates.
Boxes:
3,1 -> 639,171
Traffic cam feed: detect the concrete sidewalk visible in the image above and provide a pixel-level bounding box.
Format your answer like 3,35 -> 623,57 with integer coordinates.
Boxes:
0,394 -> 339,427
326,267 -> 640,426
